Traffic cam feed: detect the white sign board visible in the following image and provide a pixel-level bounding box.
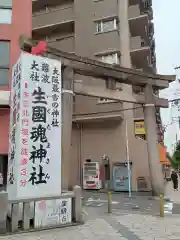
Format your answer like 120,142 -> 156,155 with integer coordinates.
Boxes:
35,198 -> 72,228
8,52 -> 62,200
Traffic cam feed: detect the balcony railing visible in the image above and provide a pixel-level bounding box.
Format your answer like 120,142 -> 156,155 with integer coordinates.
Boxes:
143,6 -> 153,20
148,21 -> 154,40
128,4 -> 153,20
150,38 -> 155,52
142,0 -> 152,9
151,53 -> 156,66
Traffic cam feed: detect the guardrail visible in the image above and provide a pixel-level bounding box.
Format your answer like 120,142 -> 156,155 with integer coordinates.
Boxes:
0,185 -> 82,234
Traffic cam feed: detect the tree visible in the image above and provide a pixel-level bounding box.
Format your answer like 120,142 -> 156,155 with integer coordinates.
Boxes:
166,152 -> 175,169
171,141 -> 180,169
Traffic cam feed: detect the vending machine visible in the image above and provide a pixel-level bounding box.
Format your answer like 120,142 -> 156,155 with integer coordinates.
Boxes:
83,161 -> 102,190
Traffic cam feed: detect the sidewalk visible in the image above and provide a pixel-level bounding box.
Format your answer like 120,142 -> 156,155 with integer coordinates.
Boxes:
1,210 -> 180,240
111,212 -> 180,239
0,217 -> 129,240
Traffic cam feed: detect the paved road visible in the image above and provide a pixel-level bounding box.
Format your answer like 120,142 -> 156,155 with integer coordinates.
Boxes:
82,181 -> 180,215
83,190 -> 174,215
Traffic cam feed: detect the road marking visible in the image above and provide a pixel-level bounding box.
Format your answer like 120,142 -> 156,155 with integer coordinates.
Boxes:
83,198 -> 120,207
164,202 -> 173,214
86,198 -> 120,204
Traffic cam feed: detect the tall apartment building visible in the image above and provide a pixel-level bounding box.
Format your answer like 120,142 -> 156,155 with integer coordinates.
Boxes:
32,0 -> 162,191
0,0 -> 32,185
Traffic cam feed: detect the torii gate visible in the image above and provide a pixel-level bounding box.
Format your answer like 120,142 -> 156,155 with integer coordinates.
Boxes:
20,35 -> 175,195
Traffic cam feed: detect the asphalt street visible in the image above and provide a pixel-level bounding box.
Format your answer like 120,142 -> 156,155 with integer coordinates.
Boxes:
82,188 -> 180,215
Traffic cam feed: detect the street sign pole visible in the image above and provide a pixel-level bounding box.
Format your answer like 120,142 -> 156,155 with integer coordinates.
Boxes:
125,120 -> 131,197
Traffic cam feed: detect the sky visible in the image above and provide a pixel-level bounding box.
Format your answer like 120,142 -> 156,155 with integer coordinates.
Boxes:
153,0 -> 180,154
153,0 -> 180,74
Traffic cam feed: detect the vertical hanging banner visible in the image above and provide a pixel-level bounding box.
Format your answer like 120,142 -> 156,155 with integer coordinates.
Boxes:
7,52 -> 62,200
8,58 -> 22,199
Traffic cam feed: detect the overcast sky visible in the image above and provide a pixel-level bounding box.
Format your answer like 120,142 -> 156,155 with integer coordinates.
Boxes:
153,0 -> 180,153
153,0 -> 180,74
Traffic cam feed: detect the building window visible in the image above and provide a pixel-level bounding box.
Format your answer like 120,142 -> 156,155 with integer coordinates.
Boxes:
98,98 -> 116,104
97,52 -> 120,103
98,53 -> 120,64
96,18 -> 117,33
0,0 -> 12,24
0,41 -> 10,86
0,9 -> 12,24
132,86 -> 144,94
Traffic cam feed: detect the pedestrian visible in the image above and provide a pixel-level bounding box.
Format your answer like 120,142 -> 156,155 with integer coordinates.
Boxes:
171,170 -> 178,191
0,173 -> 3,189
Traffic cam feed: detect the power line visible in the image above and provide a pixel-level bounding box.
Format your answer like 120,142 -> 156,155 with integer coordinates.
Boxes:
169,98 -> 180,103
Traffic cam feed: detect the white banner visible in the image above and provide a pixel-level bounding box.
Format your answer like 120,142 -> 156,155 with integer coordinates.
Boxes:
35,198 -> 72,228
7,58 -> 22,199
8,52 -> 62,200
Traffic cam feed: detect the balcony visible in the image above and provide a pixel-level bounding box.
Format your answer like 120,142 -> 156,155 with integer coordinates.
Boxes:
32,5 -> 74,35
130,36 -> 151,70
32,0 -> 70,12
93,31 -> 120,54
129,4 -> 153,38
130,36 -> 149,51
129,0 -> 152,6
73,94 -> 124,123
129,4 -> 152,20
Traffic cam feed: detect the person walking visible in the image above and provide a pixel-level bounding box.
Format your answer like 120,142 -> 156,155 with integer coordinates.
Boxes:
171,170 -> 178,191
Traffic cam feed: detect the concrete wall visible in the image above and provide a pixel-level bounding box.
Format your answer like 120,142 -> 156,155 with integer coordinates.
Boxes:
71,121 -> 151,191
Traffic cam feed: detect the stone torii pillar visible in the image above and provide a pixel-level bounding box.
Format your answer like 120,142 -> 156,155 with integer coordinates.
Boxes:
144,84 -> 164,196
61,66 -> 74,191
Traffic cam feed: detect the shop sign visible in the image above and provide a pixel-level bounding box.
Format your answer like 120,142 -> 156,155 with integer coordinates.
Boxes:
134,120 -> 146,135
